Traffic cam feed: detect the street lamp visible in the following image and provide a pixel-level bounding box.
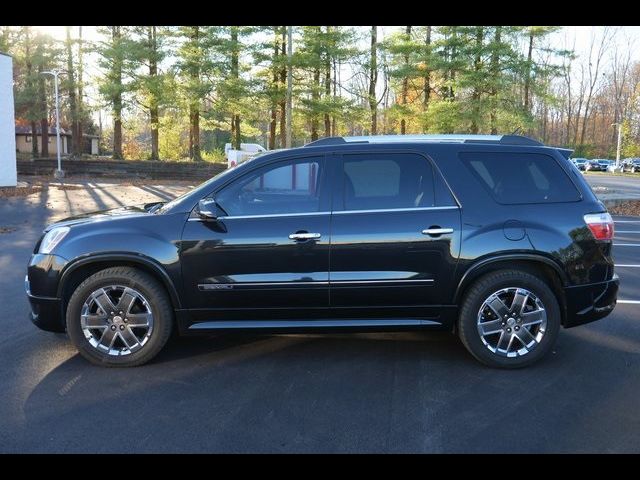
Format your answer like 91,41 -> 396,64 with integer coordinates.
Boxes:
40,70 -> 64,178
612,122 -> 623,169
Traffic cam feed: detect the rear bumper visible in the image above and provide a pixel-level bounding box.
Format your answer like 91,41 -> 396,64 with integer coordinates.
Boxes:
563,274 -> 619,328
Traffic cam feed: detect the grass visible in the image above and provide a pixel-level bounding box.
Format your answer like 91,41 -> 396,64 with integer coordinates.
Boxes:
582,171 -> 640,177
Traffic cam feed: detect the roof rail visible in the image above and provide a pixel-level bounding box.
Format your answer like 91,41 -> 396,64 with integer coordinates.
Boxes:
304,137 -> 347,147
303,134 -> 543,147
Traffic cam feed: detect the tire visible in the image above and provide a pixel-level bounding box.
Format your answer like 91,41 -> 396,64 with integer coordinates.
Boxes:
458,270 -> 561,369
66,267 -> 173,367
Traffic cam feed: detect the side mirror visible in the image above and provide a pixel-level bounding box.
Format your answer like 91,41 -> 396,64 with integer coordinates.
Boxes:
198,198 -> 218,220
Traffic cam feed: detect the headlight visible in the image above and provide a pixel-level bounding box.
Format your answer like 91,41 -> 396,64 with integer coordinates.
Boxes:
39,227 -> 70,254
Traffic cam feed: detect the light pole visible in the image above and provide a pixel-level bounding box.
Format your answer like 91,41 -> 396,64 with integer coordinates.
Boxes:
612,122 -> 623,169
41,70 -> 64,178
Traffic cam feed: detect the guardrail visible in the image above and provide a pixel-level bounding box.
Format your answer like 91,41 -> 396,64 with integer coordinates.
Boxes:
17,158 -> 227,181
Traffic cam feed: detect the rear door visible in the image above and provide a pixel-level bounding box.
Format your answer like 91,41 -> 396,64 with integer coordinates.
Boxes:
329,149 -> 461,316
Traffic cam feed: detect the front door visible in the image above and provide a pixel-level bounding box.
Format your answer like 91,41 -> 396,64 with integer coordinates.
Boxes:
329,150 -> 461,317
180,155 -> 331,321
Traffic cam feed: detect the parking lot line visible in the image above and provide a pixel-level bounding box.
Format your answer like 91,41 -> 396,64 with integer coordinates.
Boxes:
614,220 -> 640,223
616,264 -> 640,268
616,231 -> 640,234
618,300 -> 640,304
613,243 -> 640,246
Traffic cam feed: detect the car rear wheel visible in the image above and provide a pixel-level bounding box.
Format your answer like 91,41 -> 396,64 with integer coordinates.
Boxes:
66,267 -> 173,367
458,270 -> 560,368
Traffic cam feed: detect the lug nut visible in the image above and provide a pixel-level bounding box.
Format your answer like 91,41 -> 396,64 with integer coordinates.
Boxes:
119,325 -> 125,330
507,328 -> 512,333
110,325 -> 116,331
515,326 -> 520,331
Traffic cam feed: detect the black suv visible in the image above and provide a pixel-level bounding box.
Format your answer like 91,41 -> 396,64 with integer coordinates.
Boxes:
26,134 -> 619,368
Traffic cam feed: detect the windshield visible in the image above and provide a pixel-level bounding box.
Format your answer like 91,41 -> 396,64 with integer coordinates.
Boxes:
155,165 -> 236,214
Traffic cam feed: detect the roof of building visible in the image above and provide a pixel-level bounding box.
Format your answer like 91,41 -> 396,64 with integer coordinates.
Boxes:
15,125 -> 72,136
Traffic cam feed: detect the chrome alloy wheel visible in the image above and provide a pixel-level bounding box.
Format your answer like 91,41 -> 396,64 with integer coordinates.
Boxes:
476,287 -> 547,358
80,285 -> 154,356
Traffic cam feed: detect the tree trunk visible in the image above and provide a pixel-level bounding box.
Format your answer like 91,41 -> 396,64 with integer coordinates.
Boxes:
332,57 -> 337,136
489,26 -> 501,135
324,26 -> 332,137
470,27 -> 484,134
523,30 -> 534,114
369,26 -> 378,135
77,26 -> 84,155
24,28 -> 39,156
269,28 -> 278,150
65,26 -> 80,157
112,26 -> 123,159
189,106 -> 200,161
40,118 -> 49,157
30,121 -> 38,156
148,26 -> 160,160
38,71 -> 49,157
311,64 -> 320,141
188,26 -> 202,161
279,27 -> 286,148
423,26 -> 432,111
231,27 -> 241,149
400,25 -> 412,135
233,114 -> 241,151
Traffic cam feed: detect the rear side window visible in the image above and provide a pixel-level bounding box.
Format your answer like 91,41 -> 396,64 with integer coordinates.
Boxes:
342,153 -> 434,210
460,152 -> 581,204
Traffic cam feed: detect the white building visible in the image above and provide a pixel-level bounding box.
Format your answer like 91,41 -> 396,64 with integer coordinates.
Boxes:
0,52 -> 17,187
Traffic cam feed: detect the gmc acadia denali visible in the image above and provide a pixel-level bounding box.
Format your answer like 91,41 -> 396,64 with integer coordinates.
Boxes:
26,134 -> 619,368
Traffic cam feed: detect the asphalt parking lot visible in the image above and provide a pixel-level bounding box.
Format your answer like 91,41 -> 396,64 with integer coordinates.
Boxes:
1,179 -> 639,453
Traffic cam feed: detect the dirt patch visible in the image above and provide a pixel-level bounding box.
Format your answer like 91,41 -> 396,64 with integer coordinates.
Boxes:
20,174 -> 196,187
0,226 -> 17,234
608,200 -> 640,217
53,184 -> 84,191
0,185 -> 43,198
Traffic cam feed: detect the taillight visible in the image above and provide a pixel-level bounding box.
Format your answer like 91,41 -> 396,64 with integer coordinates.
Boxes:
584,212 -> 614,241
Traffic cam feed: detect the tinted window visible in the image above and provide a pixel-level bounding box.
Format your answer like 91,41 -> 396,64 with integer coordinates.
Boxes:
342,153 -> 434,210
215,157 -> 324,216
434,169 -> 458,207
460,152 -> 581,204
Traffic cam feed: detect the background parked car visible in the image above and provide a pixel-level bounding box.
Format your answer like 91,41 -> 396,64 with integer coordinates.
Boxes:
571,158 -> 588,171
622,158 -> 640,173
598,159 -> 613,171
585,159 -> 605,172
606,161 -> 624,173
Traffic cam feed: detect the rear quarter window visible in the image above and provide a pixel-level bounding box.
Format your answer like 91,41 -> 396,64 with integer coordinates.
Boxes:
459,152 -> 581,204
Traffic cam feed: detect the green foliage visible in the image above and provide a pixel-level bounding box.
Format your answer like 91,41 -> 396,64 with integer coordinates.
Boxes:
3,26 -> 584,162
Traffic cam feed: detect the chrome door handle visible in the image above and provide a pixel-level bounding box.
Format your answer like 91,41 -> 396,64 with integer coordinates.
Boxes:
289,232 -> 322,240
422,228 -> 454,236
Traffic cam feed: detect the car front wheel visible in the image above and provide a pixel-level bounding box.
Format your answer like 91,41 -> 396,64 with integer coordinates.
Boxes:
458,270 -> 560,368
66,266 -> 173,367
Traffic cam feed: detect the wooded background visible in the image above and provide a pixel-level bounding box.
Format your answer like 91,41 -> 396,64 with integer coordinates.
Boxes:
2,26 -> 639,161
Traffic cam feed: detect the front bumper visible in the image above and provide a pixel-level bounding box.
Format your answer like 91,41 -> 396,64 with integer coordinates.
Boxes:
563,274 -> 619,328
27,292 -> 64,332
26,253 -> 67,333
